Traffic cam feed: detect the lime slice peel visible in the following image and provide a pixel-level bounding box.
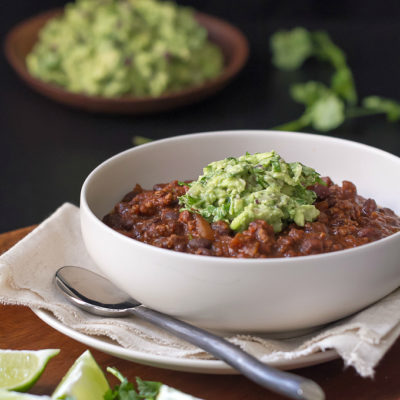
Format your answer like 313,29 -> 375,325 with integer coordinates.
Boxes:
0,349 -> 60,392
0,389 -> 51,399
52,350 -> 109,400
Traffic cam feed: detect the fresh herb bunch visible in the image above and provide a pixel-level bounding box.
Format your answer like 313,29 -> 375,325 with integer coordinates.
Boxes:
270,27 -> 400,132
104,367 -> 161,400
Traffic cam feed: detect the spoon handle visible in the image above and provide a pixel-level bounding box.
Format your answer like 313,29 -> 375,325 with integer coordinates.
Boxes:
130,305 -> 324,400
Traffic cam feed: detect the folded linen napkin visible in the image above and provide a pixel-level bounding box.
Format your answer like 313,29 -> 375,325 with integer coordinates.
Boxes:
1,203 -> 400,377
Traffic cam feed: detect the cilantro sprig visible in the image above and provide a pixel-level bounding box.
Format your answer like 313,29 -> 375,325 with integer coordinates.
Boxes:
104,367 -> 161,400
270,27 -> 400,132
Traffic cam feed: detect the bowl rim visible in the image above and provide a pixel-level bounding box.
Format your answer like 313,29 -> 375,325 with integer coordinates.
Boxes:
81,129 -> 400,264
4,7 -> 249,110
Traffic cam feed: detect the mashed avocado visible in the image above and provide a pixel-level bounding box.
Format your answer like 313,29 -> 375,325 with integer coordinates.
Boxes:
26,0 -> 223,97
179,151 -> 324,232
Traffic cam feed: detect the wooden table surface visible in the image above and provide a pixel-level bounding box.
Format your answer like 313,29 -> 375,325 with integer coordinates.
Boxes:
1,227 -> 400,400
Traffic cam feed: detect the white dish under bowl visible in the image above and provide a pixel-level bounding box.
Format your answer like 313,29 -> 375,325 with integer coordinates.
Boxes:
33,309 -> 339,373
80,130 -> 400,333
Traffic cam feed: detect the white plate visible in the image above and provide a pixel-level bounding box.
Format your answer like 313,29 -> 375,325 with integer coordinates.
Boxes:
33,308 -> 339,374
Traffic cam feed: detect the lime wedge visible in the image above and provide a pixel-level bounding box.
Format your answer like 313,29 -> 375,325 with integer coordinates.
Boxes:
52,350 -> 110,400
0,389 -> 51,399
0,349 -> 60,392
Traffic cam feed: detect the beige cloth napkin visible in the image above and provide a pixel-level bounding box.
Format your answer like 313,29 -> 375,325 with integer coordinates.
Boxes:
1,203 -> 400,377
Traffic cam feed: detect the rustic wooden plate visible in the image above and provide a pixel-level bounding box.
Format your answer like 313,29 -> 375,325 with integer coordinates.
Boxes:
4,8 -> 249,114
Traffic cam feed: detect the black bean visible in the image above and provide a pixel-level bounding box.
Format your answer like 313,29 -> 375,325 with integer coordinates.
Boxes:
211,221 -> 232,235
153,183 -> 167,191
196,248 -> 213,256
341,181 -> 357,199
162,210 -> 180,220
174,242 -> 187,252
122,184 -> 143,202
312,184 -> 330,200
102,213 -> 123,229
362,199 -> 377,216
357,227 -> 379,239
188,238 -> 212,250
300,238 -> 324,254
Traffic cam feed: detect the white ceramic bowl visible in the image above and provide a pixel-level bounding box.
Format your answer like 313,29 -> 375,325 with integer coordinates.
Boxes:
80,130 -> 400,333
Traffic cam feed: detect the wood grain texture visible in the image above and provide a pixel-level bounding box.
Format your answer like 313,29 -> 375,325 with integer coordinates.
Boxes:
1,227 -> 400,399
0,225 -> 36,254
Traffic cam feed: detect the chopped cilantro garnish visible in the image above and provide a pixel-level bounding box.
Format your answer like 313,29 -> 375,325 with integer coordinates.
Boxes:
179,151 -> 323,232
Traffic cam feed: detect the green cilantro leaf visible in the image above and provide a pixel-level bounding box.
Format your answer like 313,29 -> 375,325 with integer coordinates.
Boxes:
136,377 -> 162,399
270,27 -> 314,70
311,31 -> 347,69
330,67 -> 357,105
309,93 -> 345,131
104,368 -> 142,400
277,81 -> 345,132
310,31 -> 357,105
362,96 -> 400,122
290,81 -> 330,106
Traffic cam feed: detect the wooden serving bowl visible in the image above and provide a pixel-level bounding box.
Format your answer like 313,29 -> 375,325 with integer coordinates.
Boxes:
4,9 -> 249,114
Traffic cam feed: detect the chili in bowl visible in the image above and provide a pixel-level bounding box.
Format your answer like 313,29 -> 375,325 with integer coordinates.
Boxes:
80,130 -> 400,333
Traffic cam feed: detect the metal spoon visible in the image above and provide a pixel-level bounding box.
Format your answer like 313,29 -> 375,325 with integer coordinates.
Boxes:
55,266 -> 325,400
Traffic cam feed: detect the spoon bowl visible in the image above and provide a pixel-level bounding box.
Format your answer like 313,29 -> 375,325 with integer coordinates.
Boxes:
55,265 -> 139,316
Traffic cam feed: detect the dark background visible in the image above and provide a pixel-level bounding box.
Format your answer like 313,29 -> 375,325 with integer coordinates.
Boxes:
1,0 -> 400,232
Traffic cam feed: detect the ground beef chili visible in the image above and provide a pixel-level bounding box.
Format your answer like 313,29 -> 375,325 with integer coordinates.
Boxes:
102,178 -> 400,258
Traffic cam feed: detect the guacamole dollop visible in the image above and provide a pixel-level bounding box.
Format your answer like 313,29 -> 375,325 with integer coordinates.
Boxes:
179,151 -> 324,232
26,0 -> 224,97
